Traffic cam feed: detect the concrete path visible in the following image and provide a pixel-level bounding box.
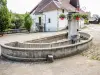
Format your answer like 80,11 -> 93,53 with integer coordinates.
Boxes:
0,25 -> 100,75
0,31 -> 66,44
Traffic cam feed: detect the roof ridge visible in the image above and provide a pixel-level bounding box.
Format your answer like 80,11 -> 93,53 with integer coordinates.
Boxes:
39,0 -> 53,12
53,0 -> 60,8
30,0 -> 42,14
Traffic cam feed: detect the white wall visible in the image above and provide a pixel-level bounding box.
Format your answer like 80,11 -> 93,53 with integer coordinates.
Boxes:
79,19 -> 85,28
43,10 -> 58,31
30,12 -> 45,32
75,19 -> 85,30
30,14 -> 35,32
30,13 -> 36,32
30,9 -> 85,32
58,9 -> 68,30
30,9 -> 69,32
31,10 -> 58,32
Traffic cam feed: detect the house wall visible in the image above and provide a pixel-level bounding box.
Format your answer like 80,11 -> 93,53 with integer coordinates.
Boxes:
44,9 -> 69,31
30,13 -> 45,32
30,13 -> 36,32
79,19 -> 85,28
57,9 -> 68,30
31,10 -> 58,32
31,9 -> 69,32
43,10 -> 58,31
30,9 -> 84,32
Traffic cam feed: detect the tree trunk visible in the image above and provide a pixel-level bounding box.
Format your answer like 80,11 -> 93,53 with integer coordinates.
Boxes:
0,32 -> 4,36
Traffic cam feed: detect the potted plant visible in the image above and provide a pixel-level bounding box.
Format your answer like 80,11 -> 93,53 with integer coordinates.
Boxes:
59,14 -> 66,20
72,13 -> 81,20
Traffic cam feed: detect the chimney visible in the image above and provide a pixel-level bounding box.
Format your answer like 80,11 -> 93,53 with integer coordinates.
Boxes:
70,0 -> 80,9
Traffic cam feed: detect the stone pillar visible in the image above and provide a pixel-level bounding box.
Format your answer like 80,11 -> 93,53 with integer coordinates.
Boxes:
68,20 -> 79,39
67,12 -> 80,43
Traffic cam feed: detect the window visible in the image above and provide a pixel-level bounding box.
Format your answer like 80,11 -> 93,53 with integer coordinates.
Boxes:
62,9 -> 64,13
48,18 -> 51,23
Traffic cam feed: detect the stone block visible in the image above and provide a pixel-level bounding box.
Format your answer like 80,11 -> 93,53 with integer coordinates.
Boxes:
47,55 -> 54,62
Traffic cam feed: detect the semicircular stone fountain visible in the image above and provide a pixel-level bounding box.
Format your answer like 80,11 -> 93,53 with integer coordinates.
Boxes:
1,32 -> 93,62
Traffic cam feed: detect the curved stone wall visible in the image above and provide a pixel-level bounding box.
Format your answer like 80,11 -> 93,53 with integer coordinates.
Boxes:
1,32 -> 93,61
5,39 -> 71,48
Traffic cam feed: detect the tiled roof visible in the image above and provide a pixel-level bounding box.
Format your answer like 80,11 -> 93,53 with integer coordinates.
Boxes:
30,0 -> 84,14
39,1 -> 58,12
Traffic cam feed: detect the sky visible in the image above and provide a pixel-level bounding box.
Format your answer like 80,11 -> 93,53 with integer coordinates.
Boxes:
7,0 -> 100,15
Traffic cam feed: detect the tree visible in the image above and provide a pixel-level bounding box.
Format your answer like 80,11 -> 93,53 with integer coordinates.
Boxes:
0,0 -> 7,6
0,0 -> 10,35
10,13 -> 25,29
24,13 -> 32,32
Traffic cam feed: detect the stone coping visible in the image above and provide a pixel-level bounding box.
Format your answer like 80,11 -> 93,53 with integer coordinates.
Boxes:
4,39 -> 71,48
1,36 -> 92,50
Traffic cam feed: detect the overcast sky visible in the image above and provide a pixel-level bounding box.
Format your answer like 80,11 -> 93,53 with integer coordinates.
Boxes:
7,0 -> 100,15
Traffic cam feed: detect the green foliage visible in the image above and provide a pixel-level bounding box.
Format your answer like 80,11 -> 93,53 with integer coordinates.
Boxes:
71,13 -> 89,20
0,0 -> 7,6
81,14 -> 88,19
59,14 -> 66,18
84,19 -> 89,24
0,0 -> 10,35
72,13 -> 81,19
10,12 -> 25,29
8,24 -> 15,29
24,13 -> 32,32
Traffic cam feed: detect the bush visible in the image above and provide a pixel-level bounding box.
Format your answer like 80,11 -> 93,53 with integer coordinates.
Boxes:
10,13 -> 25,29
9,24 -> 16,29
24,13 -> 32,32
0,6 -> 10,35
84,19 -> 89,24
82,14 -> 88,19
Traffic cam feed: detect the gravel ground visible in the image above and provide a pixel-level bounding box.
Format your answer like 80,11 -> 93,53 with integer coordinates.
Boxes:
81,24 -> 100,60
0,25 -> 100,75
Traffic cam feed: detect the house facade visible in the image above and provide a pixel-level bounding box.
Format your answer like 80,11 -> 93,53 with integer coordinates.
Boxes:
30,0 -> 85,32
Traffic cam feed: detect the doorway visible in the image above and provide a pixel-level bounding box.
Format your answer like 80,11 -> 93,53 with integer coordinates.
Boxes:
39,17 -> 41,25
38,17 -> 43,32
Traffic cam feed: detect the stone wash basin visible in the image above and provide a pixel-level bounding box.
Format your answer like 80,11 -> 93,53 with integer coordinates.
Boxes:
1,32 -> 93,62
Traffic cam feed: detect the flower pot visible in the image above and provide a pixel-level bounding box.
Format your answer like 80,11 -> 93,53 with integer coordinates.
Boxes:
76,17 -> 80,20
60,18 -> 64,20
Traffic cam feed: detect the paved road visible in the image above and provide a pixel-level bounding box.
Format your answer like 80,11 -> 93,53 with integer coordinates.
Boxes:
82,24 -> 100,44
0,25 -> 100,75
82,24 -> 100,60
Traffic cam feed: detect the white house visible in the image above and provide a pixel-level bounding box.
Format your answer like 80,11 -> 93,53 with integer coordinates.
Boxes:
30,0 -> 85,32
